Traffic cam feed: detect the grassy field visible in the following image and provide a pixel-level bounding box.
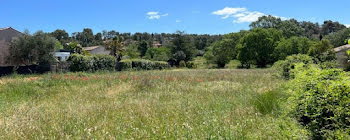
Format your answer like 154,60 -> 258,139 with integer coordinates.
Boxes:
0,69 -> 309,139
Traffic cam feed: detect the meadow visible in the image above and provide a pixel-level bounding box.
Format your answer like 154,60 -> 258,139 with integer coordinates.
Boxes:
0,69 -> 309,139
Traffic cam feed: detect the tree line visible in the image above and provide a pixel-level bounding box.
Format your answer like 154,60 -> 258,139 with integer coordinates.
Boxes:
7,15 -> 349,68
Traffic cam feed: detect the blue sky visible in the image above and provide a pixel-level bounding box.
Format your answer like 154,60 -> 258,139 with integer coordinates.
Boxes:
1,0 -> 349,35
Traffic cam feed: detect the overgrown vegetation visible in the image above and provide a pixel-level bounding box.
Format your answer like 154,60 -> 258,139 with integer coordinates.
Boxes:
0,69 -> 309,139
287,65 -> 350,139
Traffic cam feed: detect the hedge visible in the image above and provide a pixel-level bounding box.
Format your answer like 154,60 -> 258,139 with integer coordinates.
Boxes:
68,54 -> 116,72
117,59 -> 170,71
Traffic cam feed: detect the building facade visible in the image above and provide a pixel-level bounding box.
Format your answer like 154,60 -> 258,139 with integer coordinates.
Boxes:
0,27 -> 22,66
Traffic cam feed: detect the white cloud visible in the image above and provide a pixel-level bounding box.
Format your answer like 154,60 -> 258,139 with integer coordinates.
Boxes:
212,7 -> 246,19
213,7 -> 285,23
346,24 -> 350,28
176,19 -> 182,23
233,11 -> 265,23
147,11 -> 168,20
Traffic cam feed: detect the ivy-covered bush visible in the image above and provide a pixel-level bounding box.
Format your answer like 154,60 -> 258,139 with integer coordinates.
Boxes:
68,54 -> 94,72
273,54 -> 313,79
288,65 -> 350,138
116,59 -> 170,71
93,54 -> 117,71
68,54 -> 116,72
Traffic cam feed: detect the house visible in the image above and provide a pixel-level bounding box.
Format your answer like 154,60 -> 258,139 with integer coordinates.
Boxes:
54,51 -> 71,61
83,46 -> 110,55
0,27 -> 22,66
334,44 -> 350,69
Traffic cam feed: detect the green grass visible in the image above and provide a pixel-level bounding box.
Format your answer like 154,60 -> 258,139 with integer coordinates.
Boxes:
0,69 -> 309,139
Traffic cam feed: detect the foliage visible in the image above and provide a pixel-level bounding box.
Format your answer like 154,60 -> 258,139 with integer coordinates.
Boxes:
123,43 -> 140,59
7,31 -> 58,66
288,65 -> 350,138
225,60 -> 241,69
274,37 -> 315,60
321,20 -> 347,36
168,31 -> 196,64
308,39 -> 336,63
324,28 -> 350,47
67,54 -> 94,72
138,40 -> 149,57
104,36 -> 125,61
64,42 -> 85,54
144,47 -> 171,61
205,32 -> 243,67
68,54 -> 116,72
179,60 -> 186,68
92,54 -> 117,71
117,59 -> 170,71
238,28 -> 283,68
273,54 -> 313,79
50,29 -> 69,44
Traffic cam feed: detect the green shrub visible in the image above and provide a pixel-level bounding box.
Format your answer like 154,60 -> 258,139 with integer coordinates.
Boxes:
288,65 -> 350,138
116,59 -> 170,71
186,61 -> 197,69
68,54 -> 117,72
116,59 -> 132,71
153,61 -> 170,70
272,54 -> 313,79
92,54 -> 117,71
179,60 -> 186,68
68,54 -> 94,72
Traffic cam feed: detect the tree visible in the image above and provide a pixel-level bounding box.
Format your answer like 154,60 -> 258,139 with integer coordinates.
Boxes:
250,16 -> 304,38
278,19 -> 305,38
138,40 -> 149,57
204,32 -> 244,67
104,36 -> 125,61
300,21 -> 320,39
73,28 -> 95,47
50,29 -> 69,44
123,43 -> 140,59
274,37 -> 315,60
308,39 -> 335,63
237,28 -> 283,68
324,28 -> 350,47
144,47 -> 171,61
168,31 -> 196,64
7,31 -> 59,66
321,20 -> 346,36
250,15 -> 282,29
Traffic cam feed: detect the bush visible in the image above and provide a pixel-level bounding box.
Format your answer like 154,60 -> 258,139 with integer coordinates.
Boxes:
272,54 -> 313,79
68,54 -> 94,72
186,61 -> 197,69
179,60 -> 186,68
68,54 -> 116,72
116,59 -> 132,71
288,65 -> 350,138
93,54 -> 117,71
116,59 -> 170,71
